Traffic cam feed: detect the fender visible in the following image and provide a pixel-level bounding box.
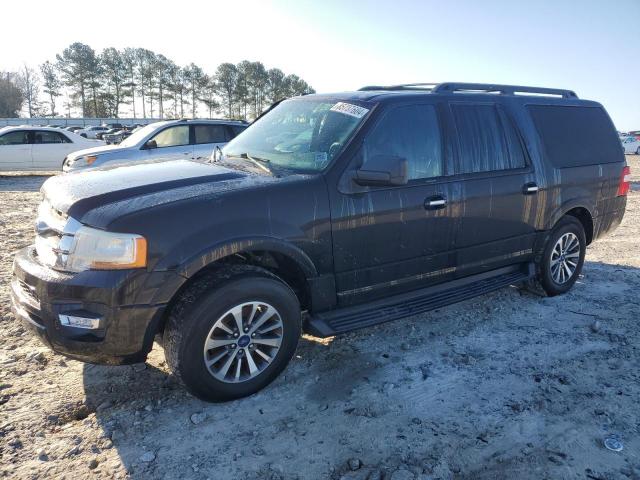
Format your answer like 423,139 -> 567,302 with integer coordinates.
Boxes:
545,198 -> 595,232
178,236 -> 319,280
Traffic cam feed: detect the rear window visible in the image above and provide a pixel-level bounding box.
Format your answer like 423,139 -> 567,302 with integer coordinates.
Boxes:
451,103 -> 526,174
194,125 -> 228,144
527,105 -> 621,167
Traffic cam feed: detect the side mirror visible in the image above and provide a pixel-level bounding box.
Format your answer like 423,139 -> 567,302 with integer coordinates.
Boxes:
354,155 -> 408,187
144,139 -> 157,150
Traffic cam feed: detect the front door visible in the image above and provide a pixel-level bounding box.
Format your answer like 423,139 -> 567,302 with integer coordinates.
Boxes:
0,130 -> 32,171
330,102 -> 459,306
143,125 -> 193,163
446,101 -> 538,276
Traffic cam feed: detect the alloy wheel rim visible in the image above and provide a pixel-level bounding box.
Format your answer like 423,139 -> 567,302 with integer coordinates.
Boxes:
550,232 -> 580,284
203,301 -> 283,383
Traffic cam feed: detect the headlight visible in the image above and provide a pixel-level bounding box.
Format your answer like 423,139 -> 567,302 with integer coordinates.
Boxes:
67,155 -> 98,169
66,226 -> 147,271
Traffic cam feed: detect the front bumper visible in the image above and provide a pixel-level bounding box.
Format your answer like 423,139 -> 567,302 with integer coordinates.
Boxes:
10,246 -> 174,365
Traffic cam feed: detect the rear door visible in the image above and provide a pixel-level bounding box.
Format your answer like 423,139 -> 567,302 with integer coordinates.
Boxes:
191,124 -> 230,161
446,101 -> 538,276
330,101 -> 459,306
31,130 -> 75,170
0,130 -> 32,171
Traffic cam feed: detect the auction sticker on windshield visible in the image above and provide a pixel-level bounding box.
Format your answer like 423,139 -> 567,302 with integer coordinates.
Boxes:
330,102 -> 369,119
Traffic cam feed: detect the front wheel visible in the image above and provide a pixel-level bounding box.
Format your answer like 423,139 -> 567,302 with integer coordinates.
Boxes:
163,266 -> 301,402
538,216 -> 586,296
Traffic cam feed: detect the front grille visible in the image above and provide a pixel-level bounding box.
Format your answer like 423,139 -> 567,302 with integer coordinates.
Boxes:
34,200 -> 80,270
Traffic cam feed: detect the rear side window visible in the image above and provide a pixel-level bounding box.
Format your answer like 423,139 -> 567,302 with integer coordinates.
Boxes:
33,131 -> 71,144
194,125 -> 228,144
528,105 -> 621,167
364,104 -> 442,180
228,125 -> 247,138
451,103 -> 526,173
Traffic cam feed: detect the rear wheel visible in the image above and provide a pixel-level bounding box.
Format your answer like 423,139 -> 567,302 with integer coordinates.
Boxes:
538,216 -> 586,296
163,266 -> 301,402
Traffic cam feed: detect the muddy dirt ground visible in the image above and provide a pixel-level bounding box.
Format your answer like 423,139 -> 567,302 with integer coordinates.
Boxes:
1,157 -> 639,480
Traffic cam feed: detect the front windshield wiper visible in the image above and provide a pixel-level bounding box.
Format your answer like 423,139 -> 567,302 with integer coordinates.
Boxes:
225,152 -> 273,174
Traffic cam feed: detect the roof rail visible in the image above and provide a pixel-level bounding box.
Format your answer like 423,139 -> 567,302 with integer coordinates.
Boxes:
358,83 -> 437,91
432,82 -> 578,98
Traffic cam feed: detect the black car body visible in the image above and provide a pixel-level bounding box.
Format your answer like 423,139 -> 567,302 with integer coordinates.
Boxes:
11,83 -> 629,400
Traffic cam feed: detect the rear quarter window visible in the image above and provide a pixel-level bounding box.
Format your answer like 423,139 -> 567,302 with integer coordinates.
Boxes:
527,105 -> 622,168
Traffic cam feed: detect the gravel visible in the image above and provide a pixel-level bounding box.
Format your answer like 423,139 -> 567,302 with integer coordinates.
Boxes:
1,159 -> 640,479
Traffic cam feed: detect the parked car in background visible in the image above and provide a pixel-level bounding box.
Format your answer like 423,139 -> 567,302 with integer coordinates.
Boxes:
628,130 -> 640,140
12,83 -> 629,402
95,128 -> 122,141
63,119 -> 248,171
621,135 -> 640,154
0,126 -> 99,171
65,126 -> 84,133
103,128 -> 134,145
75,125 -> 109,139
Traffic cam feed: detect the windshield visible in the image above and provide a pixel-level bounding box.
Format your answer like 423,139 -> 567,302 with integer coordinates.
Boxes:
119,124 -> 160,147
222,99 -> 370,172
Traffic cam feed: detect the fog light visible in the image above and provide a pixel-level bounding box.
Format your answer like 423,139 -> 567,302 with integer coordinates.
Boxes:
59,314 -> 101,330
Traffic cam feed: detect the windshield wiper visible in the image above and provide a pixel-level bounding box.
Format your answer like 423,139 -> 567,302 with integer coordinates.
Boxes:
226,152 -> 272,174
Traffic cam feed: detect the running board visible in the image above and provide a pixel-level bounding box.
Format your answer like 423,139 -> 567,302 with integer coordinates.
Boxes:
306,264 -> 534,337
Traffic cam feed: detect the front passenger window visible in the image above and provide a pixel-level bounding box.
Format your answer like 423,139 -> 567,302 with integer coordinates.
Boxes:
0,131 -> 29,145
363,104 -> 442,180
150,126 -> 189,148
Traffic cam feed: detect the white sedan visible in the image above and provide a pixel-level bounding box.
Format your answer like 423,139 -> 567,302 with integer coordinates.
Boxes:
75,125 -> 110,139
621,135 -> 640,155
0,126 -> 101,171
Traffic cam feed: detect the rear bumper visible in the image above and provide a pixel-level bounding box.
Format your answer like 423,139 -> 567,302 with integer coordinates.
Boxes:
10,246 -> 176,365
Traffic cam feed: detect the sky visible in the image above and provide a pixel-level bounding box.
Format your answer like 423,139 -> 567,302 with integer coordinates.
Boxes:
2,0 -> 639,129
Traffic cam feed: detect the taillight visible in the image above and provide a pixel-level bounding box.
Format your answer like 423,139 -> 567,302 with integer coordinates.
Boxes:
617,166 -> 631,196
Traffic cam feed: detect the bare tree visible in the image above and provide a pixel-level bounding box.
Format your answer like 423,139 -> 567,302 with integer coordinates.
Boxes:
18,65 -> 40,117
0,72 -> 24,117
40,61 -> 61,116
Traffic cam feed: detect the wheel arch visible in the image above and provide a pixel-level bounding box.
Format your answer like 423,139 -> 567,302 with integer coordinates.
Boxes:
154,237 -> 319,337
548,202 -> 595,245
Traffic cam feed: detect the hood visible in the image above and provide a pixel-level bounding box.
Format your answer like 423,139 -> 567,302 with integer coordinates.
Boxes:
68,144 -> 122,159
42,159 -> 257,223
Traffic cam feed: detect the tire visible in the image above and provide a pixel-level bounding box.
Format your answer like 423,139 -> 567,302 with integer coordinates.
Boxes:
636,146 -> 640,155
537,216 -> 586,296
163,265 -> 301,402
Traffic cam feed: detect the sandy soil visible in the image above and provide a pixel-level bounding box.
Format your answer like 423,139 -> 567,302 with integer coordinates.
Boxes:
1,158 -> 639,480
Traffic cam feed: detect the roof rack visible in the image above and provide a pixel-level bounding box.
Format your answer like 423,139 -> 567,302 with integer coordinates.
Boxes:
358,82 -> 578,98
433,82 -> 578,98
358,83 -> 437,91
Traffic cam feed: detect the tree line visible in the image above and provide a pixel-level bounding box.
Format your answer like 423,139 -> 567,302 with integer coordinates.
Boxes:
0,42 -> 315,120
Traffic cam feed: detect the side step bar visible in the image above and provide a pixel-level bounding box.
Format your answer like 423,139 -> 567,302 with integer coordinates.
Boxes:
305,264 -> 534,337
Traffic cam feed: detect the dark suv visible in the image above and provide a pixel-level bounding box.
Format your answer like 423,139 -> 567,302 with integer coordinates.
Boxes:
11,83 -> 629,402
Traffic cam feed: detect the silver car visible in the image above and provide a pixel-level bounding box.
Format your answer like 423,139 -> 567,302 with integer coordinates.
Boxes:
63,119 -> 248,172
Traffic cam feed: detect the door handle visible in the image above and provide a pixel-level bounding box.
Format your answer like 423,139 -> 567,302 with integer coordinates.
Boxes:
523,182 -> 539,194
425,196 -> 447,209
